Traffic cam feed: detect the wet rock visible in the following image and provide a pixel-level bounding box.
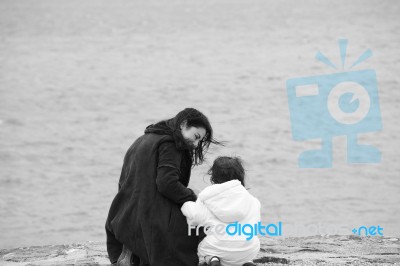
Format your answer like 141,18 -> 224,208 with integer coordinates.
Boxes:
1,236 -> 400,265
253,256 -> 289,264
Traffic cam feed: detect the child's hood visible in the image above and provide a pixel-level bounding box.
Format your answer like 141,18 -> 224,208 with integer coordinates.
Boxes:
198,180 -> 257,223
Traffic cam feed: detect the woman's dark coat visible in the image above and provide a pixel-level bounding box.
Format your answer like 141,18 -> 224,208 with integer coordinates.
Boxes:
105,121 -> 199,266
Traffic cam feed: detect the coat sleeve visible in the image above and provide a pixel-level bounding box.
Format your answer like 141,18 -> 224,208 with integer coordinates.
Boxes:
181,200 -> 212,226
156,141 -> 196,204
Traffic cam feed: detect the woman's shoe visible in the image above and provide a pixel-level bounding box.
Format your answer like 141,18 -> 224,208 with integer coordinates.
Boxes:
116,246 -> 131,266
209,256 -> 221,266
117,246 -> 140,266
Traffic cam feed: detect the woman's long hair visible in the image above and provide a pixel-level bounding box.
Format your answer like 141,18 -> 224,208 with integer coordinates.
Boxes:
166,108 -> 222,166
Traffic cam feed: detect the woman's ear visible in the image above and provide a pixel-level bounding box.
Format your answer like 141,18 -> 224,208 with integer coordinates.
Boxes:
180,120 -> 187,130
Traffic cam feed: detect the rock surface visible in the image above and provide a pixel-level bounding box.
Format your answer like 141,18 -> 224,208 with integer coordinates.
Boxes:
1,235 -> 399,265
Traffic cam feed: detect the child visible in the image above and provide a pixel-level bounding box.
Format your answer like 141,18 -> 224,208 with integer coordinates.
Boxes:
182,156 -> 260,266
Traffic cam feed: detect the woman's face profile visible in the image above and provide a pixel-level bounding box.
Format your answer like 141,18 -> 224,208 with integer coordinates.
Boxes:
180,121 -> 206,149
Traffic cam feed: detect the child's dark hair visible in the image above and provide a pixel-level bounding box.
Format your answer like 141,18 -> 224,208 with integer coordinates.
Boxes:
208,156 -> 245,186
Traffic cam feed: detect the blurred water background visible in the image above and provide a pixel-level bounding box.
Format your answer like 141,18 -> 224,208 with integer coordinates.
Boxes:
0,0 -> 399,249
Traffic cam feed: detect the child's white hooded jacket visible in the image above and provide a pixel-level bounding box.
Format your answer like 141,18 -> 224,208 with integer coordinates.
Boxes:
181,180 -> 261,266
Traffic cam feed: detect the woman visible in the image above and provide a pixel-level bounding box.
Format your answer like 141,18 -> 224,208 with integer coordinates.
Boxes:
105,108 -> 220,266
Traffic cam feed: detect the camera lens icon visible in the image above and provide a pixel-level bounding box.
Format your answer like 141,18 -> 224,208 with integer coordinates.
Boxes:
327,81 -> 371,125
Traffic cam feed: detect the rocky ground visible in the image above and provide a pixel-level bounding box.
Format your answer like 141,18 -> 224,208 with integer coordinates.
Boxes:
1,235 -> 399,265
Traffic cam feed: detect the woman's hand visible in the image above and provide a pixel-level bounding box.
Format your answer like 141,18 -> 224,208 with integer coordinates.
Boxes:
189,187 -> 200,196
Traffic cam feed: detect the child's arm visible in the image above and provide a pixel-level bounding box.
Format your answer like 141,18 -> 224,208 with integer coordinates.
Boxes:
181,199 -> 212,226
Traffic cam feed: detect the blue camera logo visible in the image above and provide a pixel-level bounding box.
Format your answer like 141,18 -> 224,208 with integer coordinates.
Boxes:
286,39 -> 382,168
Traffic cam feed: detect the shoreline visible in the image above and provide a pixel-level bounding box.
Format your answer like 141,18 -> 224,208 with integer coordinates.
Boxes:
1,235 -> 399,265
